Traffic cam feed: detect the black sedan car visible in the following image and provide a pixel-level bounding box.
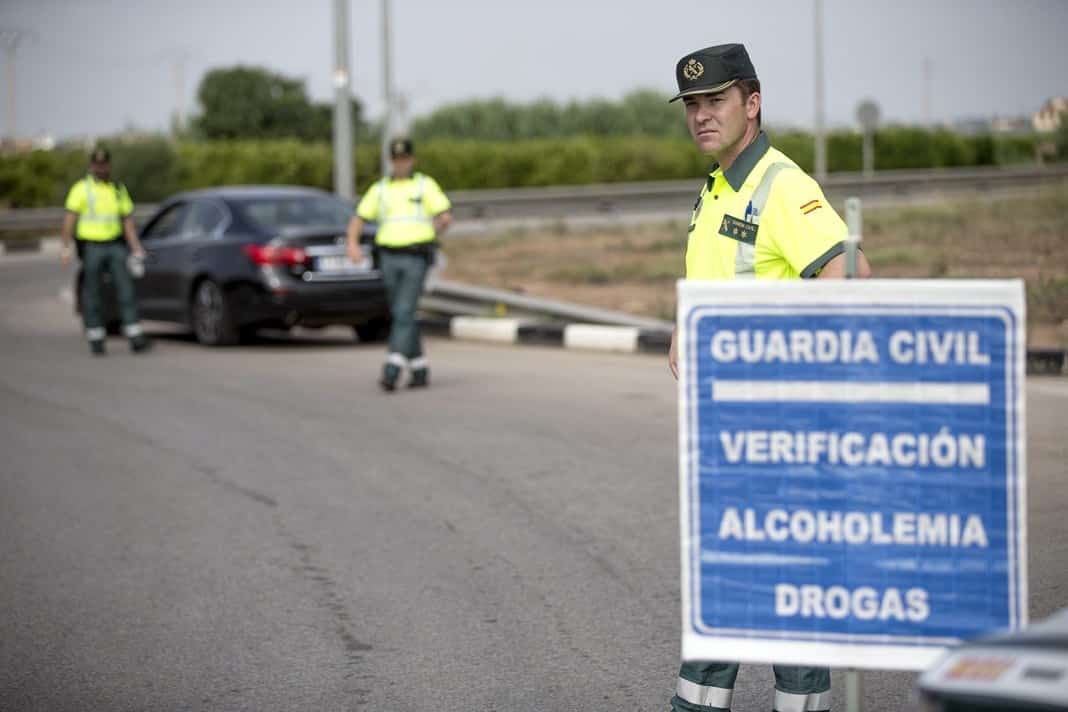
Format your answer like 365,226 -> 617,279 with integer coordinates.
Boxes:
916,607 -> 1068,711
77,186 -> 389,345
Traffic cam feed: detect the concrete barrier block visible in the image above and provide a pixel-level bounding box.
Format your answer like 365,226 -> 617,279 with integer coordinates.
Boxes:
39,237 -> 63,254
451,317 -> 521,344
563,324 -> 640,353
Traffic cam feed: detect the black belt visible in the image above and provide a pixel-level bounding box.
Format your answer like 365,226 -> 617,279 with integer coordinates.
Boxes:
377,242 -> 436,256
78,237 -> 123,244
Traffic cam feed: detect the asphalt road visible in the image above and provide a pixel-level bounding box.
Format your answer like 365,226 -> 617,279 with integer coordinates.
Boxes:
2,256 -> 1066,712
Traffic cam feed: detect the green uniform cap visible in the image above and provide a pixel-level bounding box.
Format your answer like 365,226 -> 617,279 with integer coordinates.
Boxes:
670,43 -> 757,103
389,138 -> 414,158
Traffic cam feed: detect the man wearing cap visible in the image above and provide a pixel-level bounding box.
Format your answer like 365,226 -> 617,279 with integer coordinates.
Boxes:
346,138 -> 452,391
61,148 -> 150,356
665,44 -> 871,712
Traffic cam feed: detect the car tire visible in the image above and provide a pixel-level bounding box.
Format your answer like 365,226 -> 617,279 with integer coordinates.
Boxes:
354,319 -> 389,343
191,279 -> 240,346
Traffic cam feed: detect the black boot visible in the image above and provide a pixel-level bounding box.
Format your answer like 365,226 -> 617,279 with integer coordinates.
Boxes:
379,363 -> 401,392
130,335 -> 152,353
408,368 -> 429,389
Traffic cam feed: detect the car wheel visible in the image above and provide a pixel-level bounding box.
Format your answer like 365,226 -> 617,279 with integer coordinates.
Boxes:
354,319 -> 389,343
191,279 -> 239,346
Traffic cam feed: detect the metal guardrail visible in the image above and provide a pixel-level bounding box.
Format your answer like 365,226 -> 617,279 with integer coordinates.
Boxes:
423,279 -> 673,332
447,164 -> 1068,221
3,164 -> 1067,234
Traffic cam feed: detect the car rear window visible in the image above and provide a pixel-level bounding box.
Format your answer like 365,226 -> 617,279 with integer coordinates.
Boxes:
233,195 -> 353,231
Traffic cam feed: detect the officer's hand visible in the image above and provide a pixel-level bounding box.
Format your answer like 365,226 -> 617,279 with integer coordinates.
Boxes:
347,242 -> 363,264
668,327 -> 679,380
131,246 -> 145,259
59,244 -> 72,266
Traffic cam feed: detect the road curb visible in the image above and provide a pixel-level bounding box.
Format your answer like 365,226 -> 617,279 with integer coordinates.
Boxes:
420,315 -> 1067,375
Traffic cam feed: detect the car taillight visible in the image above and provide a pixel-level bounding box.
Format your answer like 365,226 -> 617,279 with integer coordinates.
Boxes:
243,244 -> 308,266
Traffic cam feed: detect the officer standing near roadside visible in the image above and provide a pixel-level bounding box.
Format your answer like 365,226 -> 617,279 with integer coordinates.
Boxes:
61,148 -> 150,356
665,44 -> 871,712
346,138 -> 452,391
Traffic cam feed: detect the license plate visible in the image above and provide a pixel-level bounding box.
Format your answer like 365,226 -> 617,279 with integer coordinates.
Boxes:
316,254 -> 364,273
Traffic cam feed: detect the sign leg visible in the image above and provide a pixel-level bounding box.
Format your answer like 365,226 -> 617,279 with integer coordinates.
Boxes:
845,669 -> 863,712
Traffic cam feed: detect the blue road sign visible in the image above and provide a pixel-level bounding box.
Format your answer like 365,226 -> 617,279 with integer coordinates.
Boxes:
677,280 -> 1027,671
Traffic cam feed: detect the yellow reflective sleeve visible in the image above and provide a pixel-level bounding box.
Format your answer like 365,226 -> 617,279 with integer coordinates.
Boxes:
763,170 -> 847,277
64,180 -> 86,214
118,184 -> 134,217
422,176 -> 451,215
356,183 -> 381,221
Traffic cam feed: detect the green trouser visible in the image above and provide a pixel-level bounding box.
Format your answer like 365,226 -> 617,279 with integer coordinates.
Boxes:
379,248 -> 430,370
81,239 -> 140,341
672,661 -> 831,712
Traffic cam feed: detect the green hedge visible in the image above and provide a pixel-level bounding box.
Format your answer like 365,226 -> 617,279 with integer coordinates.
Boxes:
0,130 -> 1043,209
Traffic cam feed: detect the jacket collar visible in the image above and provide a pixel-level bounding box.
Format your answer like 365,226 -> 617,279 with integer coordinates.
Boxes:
709,131 -> 770,192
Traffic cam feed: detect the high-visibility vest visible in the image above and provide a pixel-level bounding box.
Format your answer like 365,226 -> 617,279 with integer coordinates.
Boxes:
686,132 -> 848,280
65,176 -> 133,242
356,172 -> 450,248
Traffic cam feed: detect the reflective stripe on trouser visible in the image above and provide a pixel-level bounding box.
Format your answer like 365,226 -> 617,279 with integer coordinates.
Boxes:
774,688 -> 832,712
672,661 -> 830,712
379,250 -> 429,360
80,240 -> 140,337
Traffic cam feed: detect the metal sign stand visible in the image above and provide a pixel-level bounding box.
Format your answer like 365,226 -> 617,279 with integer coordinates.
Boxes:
844,196 -> 864,712
844,196 -> 866,711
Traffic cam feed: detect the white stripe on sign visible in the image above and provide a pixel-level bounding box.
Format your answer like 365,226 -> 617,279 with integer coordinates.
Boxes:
711,380 -> 990,405
701,551 -> 829,567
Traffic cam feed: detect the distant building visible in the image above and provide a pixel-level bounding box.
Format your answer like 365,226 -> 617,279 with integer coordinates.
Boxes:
991,116 -> 1033,135
1033,97 -> 1068,133
950,117 -> 995,136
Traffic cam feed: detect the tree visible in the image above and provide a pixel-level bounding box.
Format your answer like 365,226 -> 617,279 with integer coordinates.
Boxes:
410,89 -> 685,141
1056,112 -> 1068,161
193,65 -> 363,141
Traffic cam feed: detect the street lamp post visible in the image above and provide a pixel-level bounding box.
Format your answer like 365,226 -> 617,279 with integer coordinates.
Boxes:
332,0 -> 354,200
379,0 -> 394,179
813,0 -> 827,182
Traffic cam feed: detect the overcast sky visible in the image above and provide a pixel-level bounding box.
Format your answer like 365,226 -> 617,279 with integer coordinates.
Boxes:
3,0 -> 1067,141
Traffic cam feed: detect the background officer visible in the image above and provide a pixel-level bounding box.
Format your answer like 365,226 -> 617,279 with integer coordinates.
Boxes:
61,148 -> 150,356
665,44 -> 871,712
346,138 -> 453,391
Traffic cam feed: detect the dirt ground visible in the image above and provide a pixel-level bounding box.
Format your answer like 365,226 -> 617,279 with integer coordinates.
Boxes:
444,182 -> 1068,348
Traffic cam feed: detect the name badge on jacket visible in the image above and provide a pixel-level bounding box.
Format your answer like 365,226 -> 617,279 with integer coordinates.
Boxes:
719,215 -> 758,245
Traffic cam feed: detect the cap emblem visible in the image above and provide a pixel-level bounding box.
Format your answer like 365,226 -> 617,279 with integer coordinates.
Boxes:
683,58 -> 704,81
393,140 -> 406,155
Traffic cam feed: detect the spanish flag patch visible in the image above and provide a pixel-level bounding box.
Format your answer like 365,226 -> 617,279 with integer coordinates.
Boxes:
801,199 -> 823,215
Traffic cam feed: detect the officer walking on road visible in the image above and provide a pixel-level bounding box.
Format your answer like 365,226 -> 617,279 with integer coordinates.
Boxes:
346,138 -> 452,391
61,148 -> 150,356
665,44 -> 871,712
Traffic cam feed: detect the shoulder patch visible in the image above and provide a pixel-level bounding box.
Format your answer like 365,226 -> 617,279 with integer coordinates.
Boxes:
800,199 -> 823,215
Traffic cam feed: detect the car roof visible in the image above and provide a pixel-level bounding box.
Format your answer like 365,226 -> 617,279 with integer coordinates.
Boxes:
167,185 -> 340,202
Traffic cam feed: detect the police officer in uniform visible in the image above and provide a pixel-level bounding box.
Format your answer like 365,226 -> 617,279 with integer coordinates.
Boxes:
665,44 -> 872,712
346,138 -> 452,391
61,148 -> 150,355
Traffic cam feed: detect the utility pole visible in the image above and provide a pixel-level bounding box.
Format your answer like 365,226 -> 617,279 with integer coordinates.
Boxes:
379,0 -> 394,178
813,0 -> 827,182
0,29 -> 25,145
922,57 -> 932,127
332,0 -> 354,200
173,51 -> 188,136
